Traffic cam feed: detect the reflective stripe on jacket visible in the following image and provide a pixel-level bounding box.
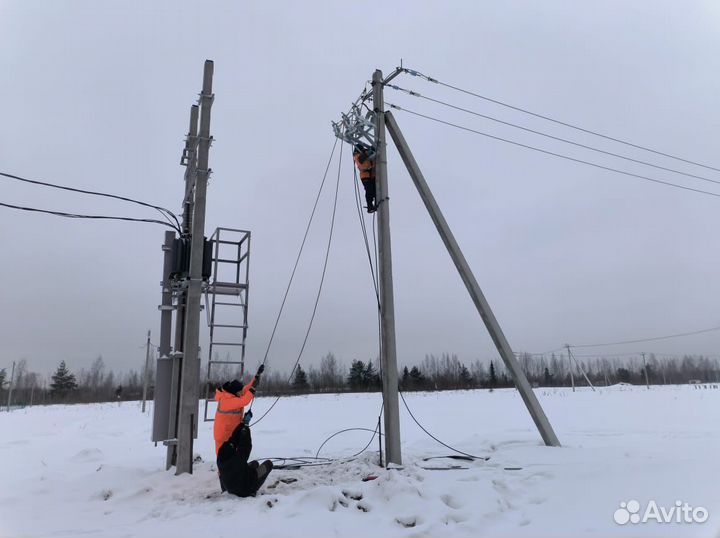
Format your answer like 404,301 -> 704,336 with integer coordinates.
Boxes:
213,379 -> 256,455
354,153 -> 375,181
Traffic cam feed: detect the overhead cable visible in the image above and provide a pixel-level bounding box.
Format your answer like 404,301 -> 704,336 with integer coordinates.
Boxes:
387,103 -> 720,200
0,170 -> 181,230
400,67 -> 720,174
0,201 -> 180,230
571,324 -> 720,348
386,85 -> 720,187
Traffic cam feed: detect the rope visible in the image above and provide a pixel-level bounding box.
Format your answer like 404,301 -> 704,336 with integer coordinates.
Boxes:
255,138 -> 339,373
251,140 -> 344,425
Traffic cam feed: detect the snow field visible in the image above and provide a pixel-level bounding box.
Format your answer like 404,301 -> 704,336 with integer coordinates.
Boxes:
1,384 -> 719,537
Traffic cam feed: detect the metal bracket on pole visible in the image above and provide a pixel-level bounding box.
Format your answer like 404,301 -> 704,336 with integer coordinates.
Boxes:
385,110 -> 561,448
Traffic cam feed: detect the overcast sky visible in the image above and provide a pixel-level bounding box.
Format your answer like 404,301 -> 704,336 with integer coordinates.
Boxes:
2,1 -> 720,378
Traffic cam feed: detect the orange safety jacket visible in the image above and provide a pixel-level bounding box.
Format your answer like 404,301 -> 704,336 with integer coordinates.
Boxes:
354,152 -> 375,182
213,378 -> 257,455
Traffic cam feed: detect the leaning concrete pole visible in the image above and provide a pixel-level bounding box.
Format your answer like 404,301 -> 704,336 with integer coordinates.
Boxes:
385,111 -> 560,447
176,60 -> 214,474
372,70 -> 402,465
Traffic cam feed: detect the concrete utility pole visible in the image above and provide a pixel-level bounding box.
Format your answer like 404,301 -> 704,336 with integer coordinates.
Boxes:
385,111 -> 560,447
167,104 -> 200,468
372,70 -> 403,466
6,361 -> 15,412
176,60 -> 214,475
641,352 -> 650,389
142,330 -> 152,412
566,345 -> 595,392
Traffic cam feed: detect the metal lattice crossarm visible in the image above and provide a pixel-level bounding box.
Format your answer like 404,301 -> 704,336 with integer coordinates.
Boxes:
332,103 -> 377,151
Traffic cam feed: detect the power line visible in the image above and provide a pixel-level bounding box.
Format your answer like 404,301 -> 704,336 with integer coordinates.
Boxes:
400,67 -> 720,174
0,201 -> 180,230
387,85 -> 720,187
0,170 -> 181,230
387,103 -> 720,200
571,325 -> 720,348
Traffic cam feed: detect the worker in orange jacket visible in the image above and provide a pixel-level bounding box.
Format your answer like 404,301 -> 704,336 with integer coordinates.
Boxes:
213,364 -> 264,455
353,144 -> 377,213
214,365 -> 270,495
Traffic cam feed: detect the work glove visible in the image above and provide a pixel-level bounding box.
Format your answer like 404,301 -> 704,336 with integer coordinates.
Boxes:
254,364 -> 265,388
243,409 -> 253,426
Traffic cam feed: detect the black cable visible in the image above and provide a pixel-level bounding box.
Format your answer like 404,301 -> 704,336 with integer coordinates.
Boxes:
251,140 -> 344,426
387,85 -> 720,187
352,165 -> 381,305
352,149 -> 485,465
388,103 -> 720,200
401,67 -> 720,174
254,138 -> 340,377
314,427 -> 384,460
0,170 -> 181,230
0,201 -> 179,230
398,389 -> 487,461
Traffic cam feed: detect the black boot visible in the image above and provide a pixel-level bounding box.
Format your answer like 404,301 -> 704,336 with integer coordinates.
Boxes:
253,460 -> 274,494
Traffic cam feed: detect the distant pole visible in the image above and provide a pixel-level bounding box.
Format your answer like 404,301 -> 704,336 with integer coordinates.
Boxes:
642,352 -> 650,389
385,111 -> 560,447
177,60 -> 214,475
372,69 -> 402,465
566,345 -> 595,391
29,384 -> 35,407
142,330 -> 152,412
6,361 -> 15,412
566,350 -> 575,392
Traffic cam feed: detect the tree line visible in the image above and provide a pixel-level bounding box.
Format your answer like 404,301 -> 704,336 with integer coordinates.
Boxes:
2,351 -> 719,407
0,356 -> 151,407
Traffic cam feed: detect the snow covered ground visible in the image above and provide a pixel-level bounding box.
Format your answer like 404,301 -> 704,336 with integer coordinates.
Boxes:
1,384 -> 719,537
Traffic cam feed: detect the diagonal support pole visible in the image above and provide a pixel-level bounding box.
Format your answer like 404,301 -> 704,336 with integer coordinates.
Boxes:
385,111 -> 560,447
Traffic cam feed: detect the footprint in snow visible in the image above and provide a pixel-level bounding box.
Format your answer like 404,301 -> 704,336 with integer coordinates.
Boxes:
342,489 -> 363,501
395,516 -> 418,528
440,494 -> 462,509
94,489 -> 113,501
71,448 -> 104,462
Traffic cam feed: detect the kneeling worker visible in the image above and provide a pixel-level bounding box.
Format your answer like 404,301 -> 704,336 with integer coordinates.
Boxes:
214,365 -> 272,496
